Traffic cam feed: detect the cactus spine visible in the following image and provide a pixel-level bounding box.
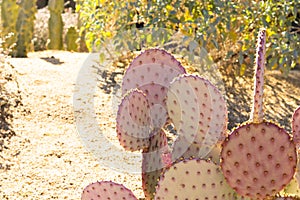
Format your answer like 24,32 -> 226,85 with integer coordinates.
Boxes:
48,0 -> 64,50
14,0 -> 37,57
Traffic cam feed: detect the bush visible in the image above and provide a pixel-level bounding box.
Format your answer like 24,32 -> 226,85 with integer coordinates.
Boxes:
78,0 -> 299,74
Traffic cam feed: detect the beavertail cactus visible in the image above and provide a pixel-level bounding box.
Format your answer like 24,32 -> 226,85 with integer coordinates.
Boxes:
154,159 -> 235,199
81,181 -> 138,200
221,29 -> 297,199
167,74 -> 227,161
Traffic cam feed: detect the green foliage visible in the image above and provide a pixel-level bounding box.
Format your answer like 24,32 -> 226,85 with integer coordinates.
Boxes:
78,0 -> 299,74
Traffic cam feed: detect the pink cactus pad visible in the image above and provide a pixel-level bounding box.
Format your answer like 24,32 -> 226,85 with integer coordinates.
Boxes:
122,49 -> 186,129
154,159 -> 235,199
81,181 -> 138,200
171,136 -> 221,164
250,29 -> 266,123
292,106 -> 300,147
221,122 -> 297,199
142,129 -> 170,199
166,74 -> 227,158
116,89 -> 151,151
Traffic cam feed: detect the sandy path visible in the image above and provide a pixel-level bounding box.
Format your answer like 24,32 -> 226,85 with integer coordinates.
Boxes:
0,51 -> 143,200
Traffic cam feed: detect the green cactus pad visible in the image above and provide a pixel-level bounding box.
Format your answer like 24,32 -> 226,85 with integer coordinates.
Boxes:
81,181 -> 138,200
221,122 -> 297,199
142,129 -> 169,199
166,74 -> 227,158
122,49 -> 186,129
116,89 -> 151,151
154,159 -> 235,199
283,178 -> 300,198
292,106 -> 300,146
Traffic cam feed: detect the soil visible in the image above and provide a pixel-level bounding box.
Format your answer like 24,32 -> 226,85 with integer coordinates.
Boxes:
0,50 -> 299,200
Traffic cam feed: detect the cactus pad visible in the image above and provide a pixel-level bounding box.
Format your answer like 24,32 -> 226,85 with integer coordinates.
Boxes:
154,159 -> 235,199
122,49 -> 186,129
171,136 -> 221,164
116,89 -> 151,151
81,181 -> 138,200
221,122 -> 297,199
250,29 -> 266,123
167,75 -> 227,157
142,129 -> 169,199
292,106 -> 300,146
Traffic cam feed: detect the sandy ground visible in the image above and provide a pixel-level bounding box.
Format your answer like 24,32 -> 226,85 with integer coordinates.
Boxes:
0,51 -> 144,200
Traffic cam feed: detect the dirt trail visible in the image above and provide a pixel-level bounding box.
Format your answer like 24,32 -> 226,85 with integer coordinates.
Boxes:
0,51 -> 143,200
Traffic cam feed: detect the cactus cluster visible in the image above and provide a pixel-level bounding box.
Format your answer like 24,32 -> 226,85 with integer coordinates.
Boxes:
81,29 -> 300,199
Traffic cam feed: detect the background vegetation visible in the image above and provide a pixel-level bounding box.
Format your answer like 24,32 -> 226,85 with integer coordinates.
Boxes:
0,0 -> 299,74
78,0 -> 299,75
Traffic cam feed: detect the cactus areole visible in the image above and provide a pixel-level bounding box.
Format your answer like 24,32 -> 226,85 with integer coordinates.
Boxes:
221,29 -> 297,199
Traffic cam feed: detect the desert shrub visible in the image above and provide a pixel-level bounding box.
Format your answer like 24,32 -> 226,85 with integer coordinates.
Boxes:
78,0 -> 299,74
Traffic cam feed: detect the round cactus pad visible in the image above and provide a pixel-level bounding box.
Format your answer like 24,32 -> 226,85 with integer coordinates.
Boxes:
221,122 -> 297,199
116,89 -> 151,151
81,181 -> 138,200
167,75 -> 227,158
154,159 -> 234,199
122,49 -> 186,129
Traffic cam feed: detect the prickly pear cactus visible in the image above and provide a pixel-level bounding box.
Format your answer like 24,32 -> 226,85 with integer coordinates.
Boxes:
220,29 -> 297,199
47,0 -> 64,50
154,159 -> 235,199
81,181 -> 138,200
14,0 -> 37,57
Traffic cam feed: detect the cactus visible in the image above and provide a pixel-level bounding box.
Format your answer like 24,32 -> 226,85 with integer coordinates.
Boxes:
167,74 -> 227,161
47,0 -> 64,50
154,159 -> 235,199
14,0 -> 37,57
81,181 -> 138,200
82,30 -> 300,199
121,48 -> 186,129
220,29 -> 297,199
292,106 -> 300,147
142,129 -> 169,199
1,0 -> 19,50
65,26 -> 78,51
116,89 -> 152,151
